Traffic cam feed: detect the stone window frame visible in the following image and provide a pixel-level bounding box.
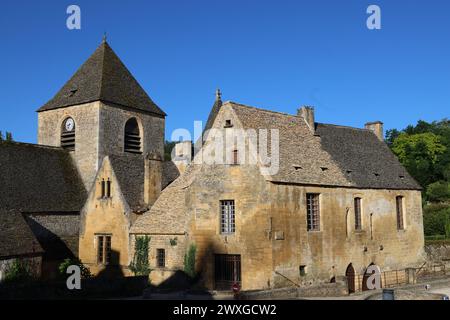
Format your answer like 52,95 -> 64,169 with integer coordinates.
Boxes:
123,117 -> 144,154
220,200 -> 236,235
156,248 -> 166,268
354,197 -> 363,231
96,234 -> 112,265
306,193 -> 321,232
99,178 -> 112,199
396,195 -> 406,231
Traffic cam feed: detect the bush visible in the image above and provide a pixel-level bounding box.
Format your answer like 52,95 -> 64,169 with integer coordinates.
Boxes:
423,204 -> 450,237
184,243 -> 197,279
58,258 -> 92,279
426,181 -> 450,202
3,259 -> 35,284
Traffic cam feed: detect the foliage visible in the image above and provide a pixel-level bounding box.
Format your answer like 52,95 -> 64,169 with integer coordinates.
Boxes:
58,258 -> 92,279
423,204 -> 450,238
426,181 -> 450,202
0,131 -> 13,143
164,140 -> 176,161
184,243 -> 197,279
388,119 -> 450,200
3,259 -> 35,283
129,236 -> 151,276
170,237 -> 178,246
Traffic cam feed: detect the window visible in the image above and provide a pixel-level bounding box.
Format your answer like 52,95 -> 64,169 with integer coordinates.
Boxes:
396,196 -> 404,230
61,117 -> 75,151
100,179 -> 111,198
224,119 -> 233,128
299,265 -> 307,277
124,118 -> 141,153
220,200 -> 235,234
232,149 -> 239,165
306,193 -> 320,231
354,197 -> 362,230
156,249 -> 165,268
97,235 -> 112,264
106,178 -> 111,197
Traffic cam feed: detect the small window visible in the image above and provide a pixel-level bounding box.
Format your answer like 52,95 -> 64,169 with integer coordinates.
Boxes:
396,196 -> 405,230
306,193 -> 320,231
232,150 -> 239,165
124,118 -> 142,154
106,179 -> 111,198
156,249 -> 165,268
224,119 -> 233,128
61,117 -> 75,151
220,200 -> 236,234
354,197 -> 362,230
97,235 -> 112,264
101,179 -> 105,198
299,265 -> 307,277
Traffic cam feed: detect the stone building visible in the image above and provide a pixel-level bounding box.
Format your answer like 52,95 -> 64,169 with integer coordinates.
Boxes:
0,40 -> 425,292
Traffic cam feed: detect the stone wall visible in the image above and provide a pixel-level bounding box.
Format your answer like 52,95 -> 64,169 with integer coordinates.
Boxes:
0,256 -> 43,282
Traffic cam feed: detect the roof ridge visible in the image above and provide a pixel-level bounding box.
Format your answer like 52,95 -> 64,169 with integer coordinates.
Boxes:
98,41 -> 107,99
317,122 -> 369,132
225,101 -> 296,118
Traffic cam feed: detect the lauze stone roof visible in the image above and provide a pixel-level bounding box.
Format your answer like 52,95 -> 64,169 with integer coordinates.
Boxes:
0,210 -> 44,258
37,41 -> 166,117
229,102 -> 421,190
0,142 -> 86,213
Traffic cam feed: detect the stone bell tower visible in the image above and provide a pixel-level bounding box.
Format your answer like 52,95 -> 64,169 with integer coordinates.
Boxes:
36,39 -> 166,191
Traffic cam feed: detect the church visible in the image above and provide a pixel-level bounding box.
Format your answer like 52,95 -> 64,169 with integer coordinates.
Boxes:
0,40 -> 425,292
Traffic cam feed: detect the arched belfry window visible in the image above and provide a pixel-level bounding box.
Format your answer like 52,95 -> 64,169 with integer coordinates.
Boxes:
61,117 -> 76,151
124,118 -> 142,154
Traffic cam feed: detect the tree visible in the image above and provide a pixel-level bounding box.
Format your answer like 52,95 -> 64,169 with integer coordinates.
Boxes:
164,140 -> 176,161
0,131 -> 13,143
426,181 -> 450,202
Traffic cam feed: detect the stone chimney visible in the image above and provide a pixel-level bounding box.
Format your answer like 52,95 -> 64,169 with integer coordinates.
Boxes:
171,140 -> 192,175
365,121 -> 384,141
298,106 -> 315,133
144,152 -> 162,206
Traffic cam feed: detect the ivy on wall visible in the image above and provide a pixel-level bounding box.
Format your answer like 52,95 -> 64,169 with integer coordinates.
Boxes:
130,235 -> 151,276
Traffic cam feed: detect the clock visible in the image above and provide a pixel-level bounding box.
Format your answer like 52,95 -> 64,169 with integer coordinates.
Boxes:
65,118 -> 75,132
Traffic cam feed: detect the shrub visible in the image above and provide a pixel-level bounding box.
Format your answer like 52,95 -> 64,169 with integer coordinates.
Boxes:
58,258 -> 92,279
426,181 -> 450,202
184,243 -> 197,279
3,259 -> 35,283
423,204 -> 450,237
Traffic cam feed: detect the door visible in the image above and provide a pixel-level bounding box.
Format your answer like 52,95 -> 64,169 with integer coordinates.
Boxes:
346,263 -> 356,293
214,254 -> 241,290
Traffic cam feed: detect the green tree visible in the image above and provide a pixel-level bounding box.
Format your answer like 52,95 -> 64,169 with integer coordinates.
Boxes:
426,181 -> 450,202
164,140 -> 176,161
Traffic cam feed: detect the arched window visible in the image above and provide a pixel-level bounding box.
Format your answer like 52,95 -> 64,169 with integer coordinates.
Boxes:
124,118 -> 141,153
61,117 -> 75,151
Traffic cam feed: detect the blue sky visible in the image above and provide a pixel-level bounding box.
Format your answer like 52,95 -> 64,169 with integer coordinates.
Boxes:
0,0 -> 449,143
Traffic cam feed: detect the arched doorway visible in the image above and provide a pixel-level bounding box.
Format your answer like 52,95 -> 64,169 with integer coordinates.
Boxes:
362,263 -> 375,291
345,263 -> 356,293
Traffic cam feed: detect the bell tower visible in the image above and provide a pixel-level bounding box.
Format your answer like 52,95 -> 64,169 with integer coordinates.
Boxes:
37,40 -> 166,191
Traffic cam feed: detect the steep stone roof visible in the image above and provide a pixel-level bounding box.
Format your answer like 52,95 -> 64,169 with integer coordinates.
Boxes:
229,102 -> 421,190
37,41 -> 166,117
0,210 -> 44,258
130,165 -> 198,234
0,142 -> 86,213
109,155 -> 180,212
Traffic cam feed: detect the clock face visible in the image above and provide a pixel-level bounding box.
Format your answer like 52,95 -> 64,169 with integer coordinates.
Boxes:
65,118 -> 75,132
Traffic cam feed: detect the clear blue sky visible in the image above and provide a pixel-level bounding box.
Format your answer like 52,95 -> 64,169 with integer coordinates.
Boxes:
1,0 -> 449,143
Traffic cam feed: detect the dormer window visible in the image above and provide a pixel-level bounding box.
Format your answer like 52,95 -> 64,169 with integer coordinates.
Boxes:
61,117 -> 75,151
124,118 -> 142,154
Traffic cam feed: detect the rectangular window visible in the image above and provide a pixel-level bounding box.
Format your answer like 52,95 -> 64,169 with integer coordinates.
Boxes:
106,179 -> 111,198
156,249 -> 165,268
306,193 -> 320,231
396,196 -> 404,230
354,197 -> 362,230
220,200 -> 236,234
97,235 -> 112,264
232,150 -> 239,165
